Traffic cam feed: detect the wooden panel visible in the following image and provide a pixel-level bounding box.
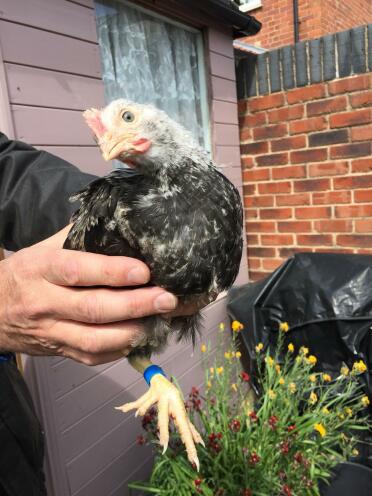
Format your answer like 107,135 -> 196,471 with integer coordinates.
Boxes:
0,21 -> 101,77
215,145 -> 241,167
212,100 -> 238,125
11,105 -> 95,145
0,0 -> 97,42
211,75 -> 237,103
210,52 -> 236,81
214,123 -> 240,146
208,27 -> 234,58
37,146 -> 111,176
6,64 -> 104,110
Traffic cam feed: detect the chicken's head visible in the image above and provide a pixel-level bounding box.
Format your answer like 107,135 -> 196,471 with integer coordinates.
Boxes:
83,99 -> 194,167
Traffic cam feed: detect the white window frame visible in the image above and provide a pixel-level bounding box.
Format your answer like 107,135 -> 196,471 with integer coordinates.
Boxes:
238,0 -> 262,12
100,0 -> 211,152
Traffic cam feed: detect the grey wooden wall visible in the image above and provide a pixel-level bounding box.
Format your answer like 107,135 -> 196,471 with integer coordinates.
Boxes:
0,0 -> 247,494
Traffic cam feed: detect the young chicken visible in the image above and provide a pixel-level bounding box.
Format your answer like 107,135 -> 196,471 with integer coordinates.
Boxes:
64,100 -> 243,469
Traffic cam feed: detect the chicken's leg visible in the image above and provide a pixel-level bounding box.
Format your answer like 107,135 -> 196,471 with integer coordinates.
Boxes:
115,355 -> 203,470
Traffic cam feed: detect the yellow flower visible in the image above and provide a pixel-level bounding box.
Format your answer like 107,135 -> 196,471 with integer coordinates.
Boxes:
235,351 -> 242,359
309,374 -> 317,383
289,382 -> 297,393
361,396 -> 370,407
266,356 -> 274,366
268,389 -> 276,400
279,377 -> 285,385
345,407 -> 353,417
275,364 -> 281,373
309,392 -> 318,405
279,322 -> 290,333
224,352 -> 231,360
352,360 -> 368,375
231,383 -> 238,392
322,407 -> 330,415
340,365 -> 350,376
322,373 -> 332,382
307,355 -> 317,366
352,449 -> 359,456
338,413 -> 345,420
255,343 -> 264,353
219,322 -> 225,332
300,346 -> 309,356
201,344 -> 207,353
216,366 -> 224,375
210,367 -> 214,375
288,343 -> 294,353
232,320 -> 244,332
207,380 -> 212,389
314,423 -> 326,437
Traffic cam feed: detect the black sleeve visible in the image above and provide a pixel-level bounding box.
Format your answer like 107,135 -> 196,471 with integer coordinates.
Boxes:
0,132 -> 97,251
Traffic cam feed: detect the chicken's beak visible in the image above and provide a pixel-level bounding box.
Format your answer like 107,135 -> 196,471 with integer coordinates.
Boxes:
102,138 -> 152,161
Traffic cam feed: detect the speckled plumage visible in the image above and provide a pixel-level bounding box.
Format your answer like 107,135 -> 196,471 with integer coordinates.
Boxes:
64,100 -> 243,357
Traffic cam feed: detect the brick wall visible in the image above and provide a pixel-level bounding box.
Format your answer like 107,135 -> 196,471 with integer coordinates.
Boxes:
237,26 -> 372,281
241,0 -> 372,50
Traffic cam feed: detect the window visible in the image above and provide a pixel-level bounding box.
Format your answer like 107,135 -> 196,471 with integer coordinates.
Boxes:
236,0 -> 262,12
94,0 -> 210,150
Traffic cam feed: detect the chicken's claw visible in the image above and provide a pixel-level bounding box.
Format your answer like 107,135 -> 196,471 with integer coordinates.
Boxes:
116,374 -> 202,469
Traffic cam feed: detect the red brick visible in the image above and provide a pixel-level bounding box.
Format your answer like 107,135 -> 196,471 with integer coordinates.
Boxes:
277,193 -> 311,206
296,206 -> 332,219
245,208 -> 258,219
256,153 -> 289,166
239,128 -> 252,142
279,247 -> 310,258
241,156 -> 254,169
262,234 -> 294,245
238,99 -> 248,115
287,84 -> 326,104
244,195 -> 275,208
278,221 -> 312,232
241,141 -> 269,155
272,165 -> 306,179
351,125 -> 372,142
253,123 -> 288,140
337,235 -> 372,248
246,221 -> 276,233
267,104 -> 304,123
261,207 -> 293,219
314,220 -> 352,233
308,129 -> 348,147
309,161 -> 349,177
289,117 -> 327,135
294,178 -> 330,192
307,96 -> 347,116
330,109 -> 371,128
249,270 -> 269,281
240,112 -> 267,127
297,234 -> 333,246
350,91 -> 372,108
248,247 -> 277,257
247,257 -> 262,270
330,142 -> 371,159
243,184 -> 256,196
358,249 -> 372,255
258,181 -> 292,194
355,220 -> 372,233
247,234 -> 259,245
262,258 -> 284,271
334,175 -> 372,190
354,189 -> 372,203
243,168 -> 271,182
291,148 -> 328,164
249,93 -> 285,112
328,75 -> 370,95
271,135 -> 306,152
335,205 -> 372,218
351,158 -> 372,173
313,191 -> 351,205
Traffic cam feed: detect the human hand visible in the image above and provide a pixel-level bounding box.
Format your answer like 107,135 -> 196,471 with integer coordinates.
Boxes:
0,225 -> 178,365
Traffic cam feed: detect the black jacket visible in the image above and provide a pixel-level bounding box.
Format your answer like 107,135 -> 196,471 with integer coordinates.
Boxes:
0,132 -> 96,496
0,132 -> 95,251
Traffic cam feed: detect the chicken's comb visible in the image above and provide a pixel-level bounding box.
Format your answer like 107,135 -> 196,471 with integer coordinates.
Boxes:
83,108 -> 107,138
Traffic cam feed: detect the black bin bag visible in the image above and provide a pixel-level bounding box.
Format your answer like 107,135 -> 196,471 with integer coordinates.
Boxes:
227,252 -> 372,473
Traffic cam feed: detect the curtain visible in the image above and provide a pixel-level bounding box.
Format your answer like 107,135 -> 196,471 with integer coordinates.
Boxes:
95,0 -> 206,146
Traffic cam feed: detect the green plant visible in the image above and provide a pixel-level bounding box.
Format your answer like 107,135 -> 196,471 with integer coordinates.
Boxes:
129,321 -> 371,496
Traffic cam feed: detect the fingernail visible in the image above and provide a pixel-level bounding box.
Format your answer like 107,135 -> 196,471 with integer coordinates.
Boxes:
154,292 -> 178,312
127,267 -> 149,284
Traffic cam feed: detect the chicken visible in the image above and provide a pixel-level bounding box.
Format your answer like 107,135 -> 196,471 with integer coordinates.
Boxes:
64,100 -> 243,469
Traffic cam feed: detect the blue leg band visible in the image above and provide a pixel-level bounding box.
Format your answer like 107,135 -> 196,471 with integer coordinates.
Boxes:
143,365 -> 166,386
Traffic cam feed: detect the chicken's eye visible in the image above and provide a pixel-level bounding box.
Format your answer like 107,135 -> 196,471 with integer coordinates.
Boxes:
122,111 -> 135,123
